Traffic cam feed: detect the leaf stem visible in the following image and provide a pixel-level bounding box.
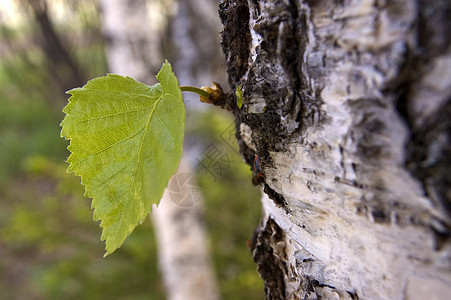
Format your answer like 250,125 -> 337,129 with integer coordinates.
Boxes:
180,86 -> 210,98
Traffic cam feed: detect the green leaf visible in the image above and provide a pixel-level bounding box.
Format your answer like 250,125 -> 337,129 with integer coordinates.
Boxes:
60,61 -> 184,256
235,85 -> 243,109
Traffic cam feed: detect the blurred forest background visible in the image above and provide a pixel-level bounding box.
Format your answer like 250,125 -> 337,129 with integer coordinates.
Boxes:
0,0 -> 264,299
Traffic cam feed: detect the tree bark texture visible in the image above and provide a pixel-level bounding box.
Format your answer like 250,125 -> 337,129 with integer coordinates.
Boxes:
219,0 -> 451,299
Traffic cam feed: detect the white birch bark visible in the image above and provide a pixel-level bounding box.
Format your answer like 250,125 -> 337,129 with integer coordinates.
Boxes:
219,0 -> 451,299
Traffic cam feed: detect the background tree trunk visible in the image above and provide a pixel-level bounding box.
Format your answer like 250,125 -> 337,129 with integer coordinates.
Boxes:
219,0 -> 451,299
25,0 -> 86,96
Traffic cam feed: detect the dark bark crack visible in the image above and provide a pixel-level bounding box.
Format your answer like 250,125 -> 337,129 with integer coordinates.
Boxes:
253,218 -> 287,300
264,183 -> 287,208
219,0 -> 251,86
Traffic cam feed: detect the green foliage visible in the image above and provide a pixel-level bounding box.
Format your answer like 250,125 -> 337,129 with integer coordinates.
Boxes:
60,61 -> 185,256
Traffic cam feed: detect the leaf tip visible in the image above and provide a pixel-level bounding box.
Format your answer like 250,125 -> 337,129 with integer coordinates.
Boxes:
103,240 -> 120,257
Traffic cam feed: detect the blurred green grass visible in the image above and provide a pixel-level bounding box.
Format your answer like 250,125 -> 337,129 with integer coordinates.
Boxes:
0,11 -> 264,300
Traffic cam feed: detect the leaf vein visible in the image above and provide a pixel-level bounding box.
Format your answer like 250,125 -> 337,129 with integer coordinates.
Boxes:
89,161 -> 135,194
81,89 -> 159,100
155,112 -> 175,142
71,125 -> 146,167
120,94 -> 163,240
72,105 -> 154,125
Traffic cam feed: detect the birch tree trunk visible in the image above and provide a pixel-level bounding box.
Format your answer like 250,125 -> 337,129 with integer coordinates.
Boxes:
218,0 -> 451,299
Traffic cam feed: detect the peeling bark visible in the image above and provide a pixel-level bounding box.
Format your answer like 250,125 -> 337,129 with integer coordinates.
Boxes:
219,0 -> 451,299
